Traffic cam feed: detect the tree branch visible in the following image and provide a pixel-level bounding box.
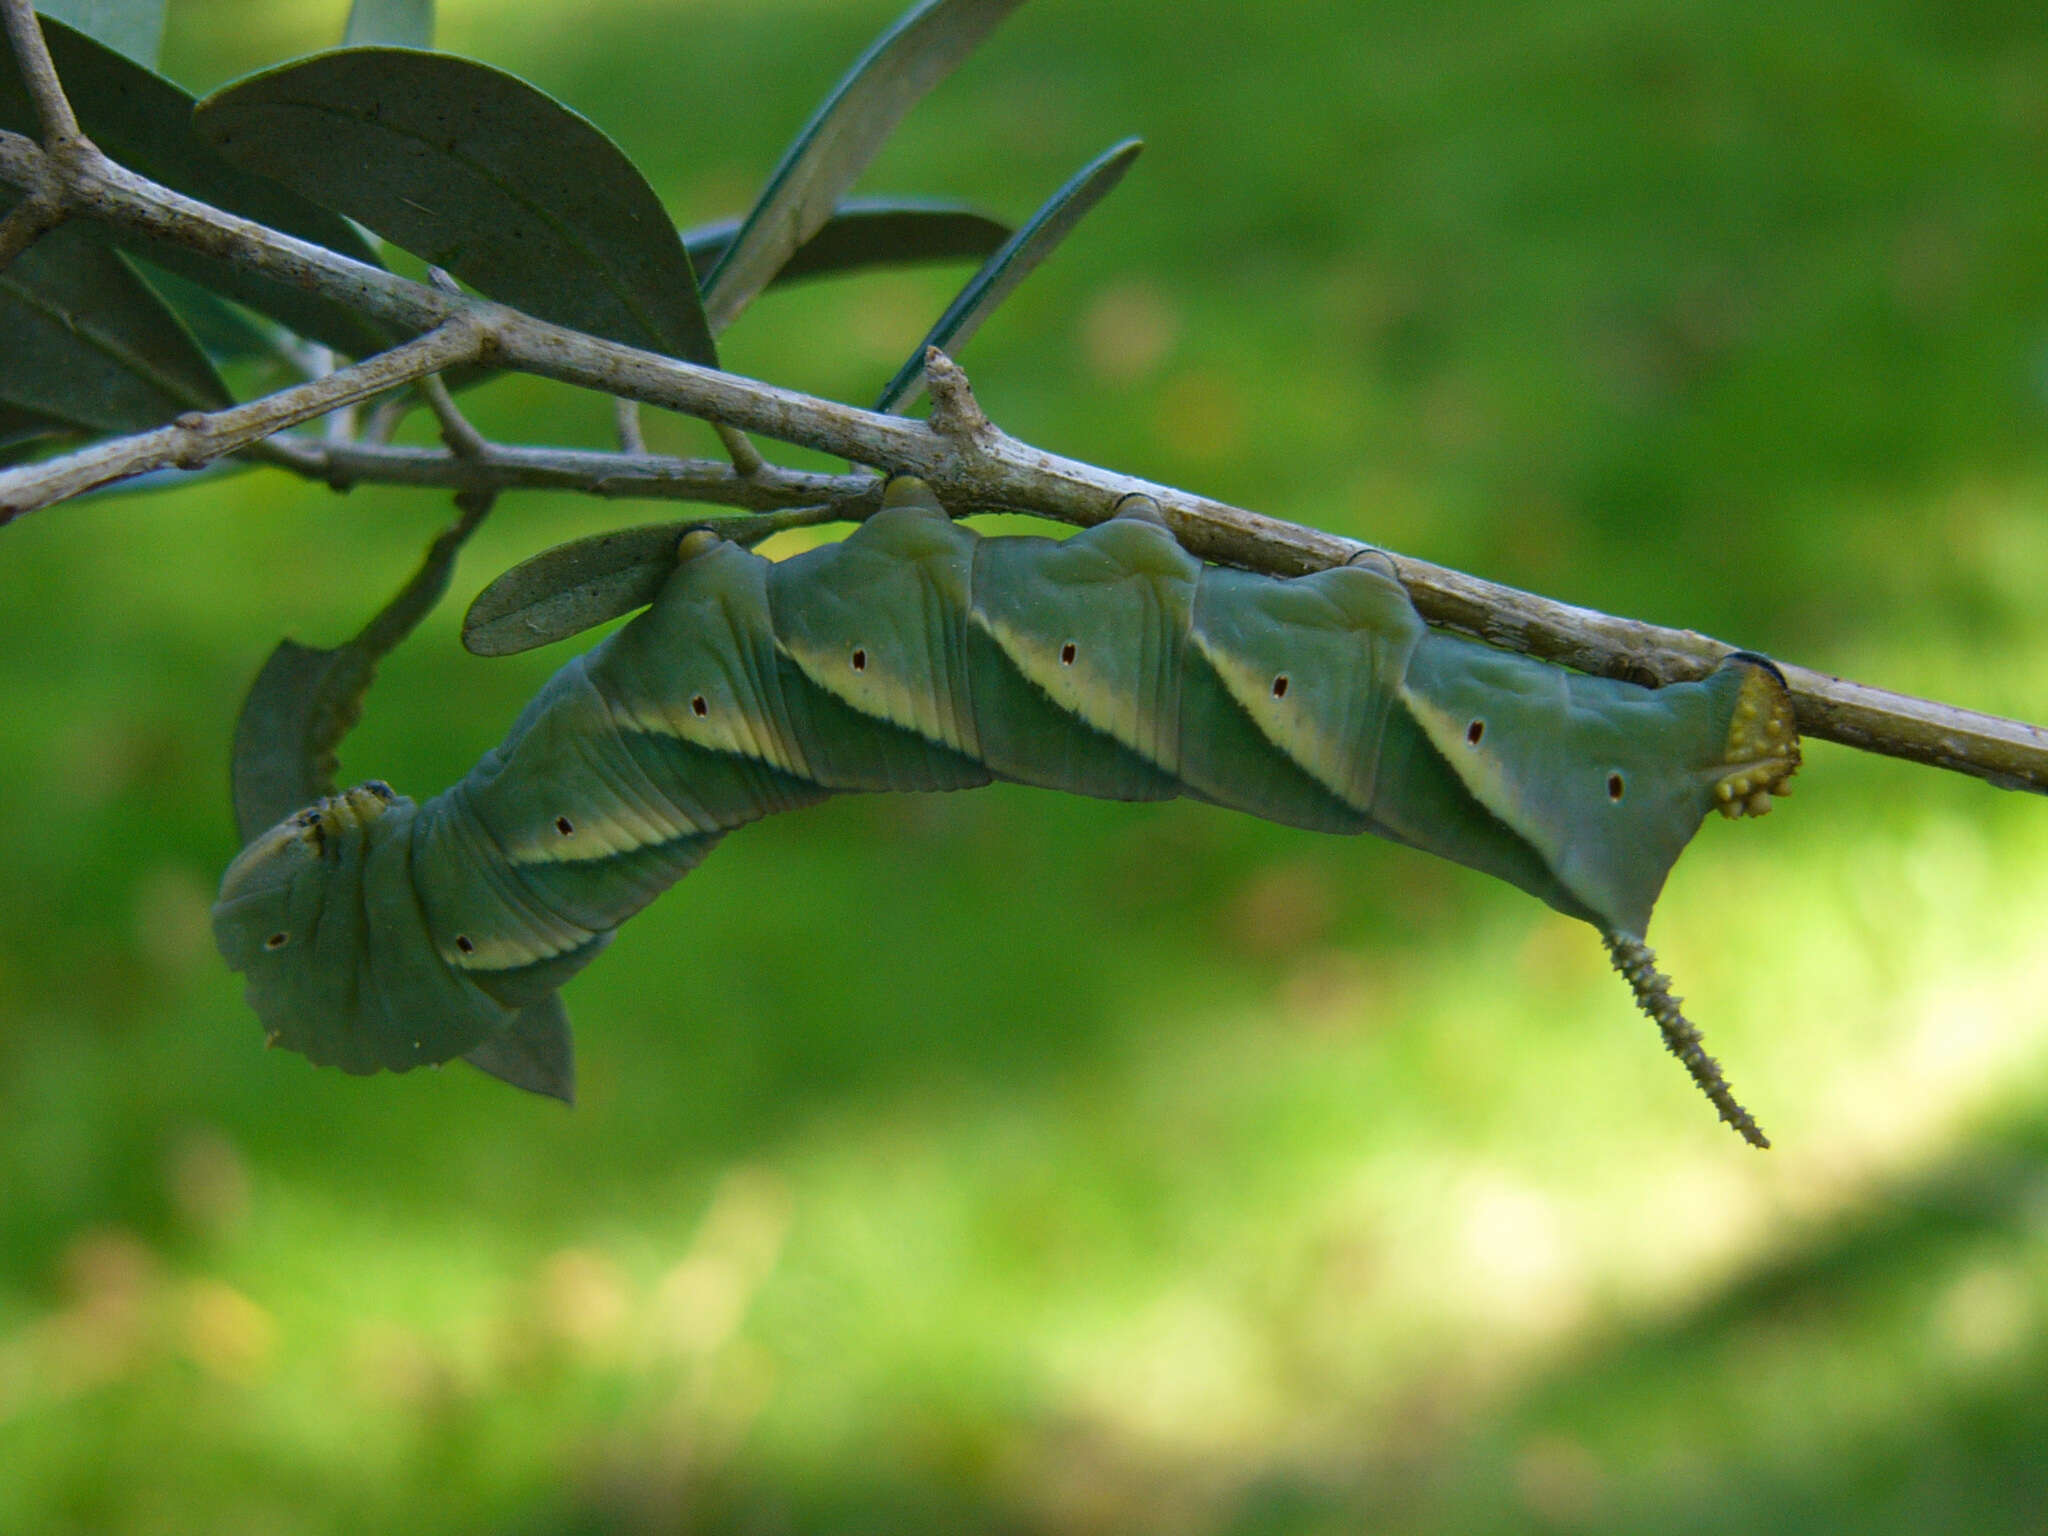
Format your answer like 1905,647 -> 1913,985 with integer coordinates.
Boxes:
257,436 -> 874,507
0,183 -> 62,268
1,115 -> 2043,794
712,421 -> 765,475
2,0 -> 82,145
0,0 -> 82,272
923,347 -> 992,440
612,396 -> 646,455
0,318 -> 490,517
415,373 -> 488,460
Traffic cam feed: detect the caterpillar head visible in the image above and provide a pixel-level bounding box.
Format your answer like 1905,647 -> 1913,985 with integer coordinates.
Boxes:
214,782 -> 401,969
213,782 -> 512,1074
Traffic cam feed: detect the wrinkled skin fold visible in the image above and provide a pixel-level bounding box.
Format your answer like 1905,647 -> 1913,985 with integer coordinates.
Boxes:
214,480 -> 1798,1129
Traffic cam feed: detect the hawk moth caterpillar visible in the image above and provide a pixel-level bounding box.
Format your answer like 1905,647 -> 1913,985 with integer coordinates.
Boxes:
213,478 -> 1799,1142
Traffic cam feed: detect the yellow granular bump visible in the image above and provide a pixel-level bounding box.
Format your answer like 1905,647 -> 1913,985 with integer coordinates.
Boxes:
1712,660 -> 1802,820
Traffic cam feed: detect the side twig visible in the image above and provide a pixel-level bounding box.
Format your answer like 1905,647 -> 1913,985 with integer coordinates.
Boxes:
713,420 -> 765,475
0,186 -> 63,268
0,0 -> 80,271
612,397 -> 646,456
0,319 -> 490,518
1,0 -> 81,144
417,374 -> 489,460
258,437 -> 873,508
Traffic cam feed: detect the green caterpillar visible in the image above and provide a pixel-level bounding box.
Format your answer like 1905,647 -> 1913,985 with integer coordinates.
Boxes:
213,479 -> 1800,1143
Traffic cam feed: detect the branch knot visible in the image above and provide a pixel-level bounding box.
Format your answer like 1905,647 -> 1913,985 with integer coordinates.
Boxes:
923,348 -> 991,442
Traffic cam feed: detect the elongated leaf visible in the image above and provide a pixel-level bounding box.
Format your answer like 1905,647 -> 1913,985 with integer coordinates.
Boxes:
702,0 -> 1028,331
343,0 -> 432,48
0,405 -> 61,446
876,138 -> 1142,413
0,405 -> 71,465
230,641 -> 376,843
133,266 -> 297,372
0,19 -> 388,354
32,0 -> 164,67
468,505 -> 835,655
196,50 -> 716,365
0,221 -> 230,431
462,523 -> 686,657
232,498 -> 491,842
683,198 -> 1008,288
462,506 -> 840,655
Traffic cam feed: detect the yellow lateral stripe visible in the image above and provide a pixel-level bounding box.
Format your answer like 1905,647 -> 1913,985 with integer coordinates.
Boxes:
422,793 -> 596,971
1398,683 -> 1557,848
767,511 -> 983,757
1189,629 -> 1372,809
612,614 -> 817,781
968,604 -> 1184,772
484,670 -> 709,864
774,623 -> 978,755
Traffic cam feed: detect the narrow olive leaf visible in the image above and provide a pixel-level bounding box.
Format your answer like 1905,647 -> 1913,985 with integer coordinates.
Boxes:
462,523 -> 686,657
230,643 -> 376,844
132,266 -> 298,373
32,0 -> 165,68
0,221 -> 231,431
196,49 -> 717,365
460,993 -> 576,1104
875,138 -> 1142,413
462,506 -> 838,655
232,496 -> 493,843
701,0 -> 1029,332
0,19 -> 388,354
683,198 -> 1009,288
0,405 -> 61,447
0,406 -> 70,465
342,0 -> 433,49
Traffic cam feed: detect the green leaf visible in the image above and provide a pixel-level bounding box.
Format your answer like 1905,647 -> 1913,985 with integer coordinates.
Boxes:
462,506 -> 830,655
32,0 -> 164,68
462,522 -> 686,657
0,405 -> 71,465
0,18 -> 389,355
229,641 -> 378,845
683,198 -> 1008,288
0,222 -> 230,431
0,405 -> 61,447
132,266 -> 297,372
701,0 -> 1029,332
195,49 -> 716,365
342,0 -> 432,49
231,497 -> 492,843
876,138 -> 1142,413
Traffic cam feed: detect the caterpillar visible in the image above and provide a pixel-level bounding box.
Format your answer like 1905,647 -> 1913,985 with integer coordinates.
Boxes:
212,479 -> 1800,1143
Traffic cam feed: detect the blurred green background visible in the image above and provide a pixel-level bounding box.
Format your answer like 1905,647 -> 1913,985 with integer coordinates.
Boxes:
6,0 -> 2048,1530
